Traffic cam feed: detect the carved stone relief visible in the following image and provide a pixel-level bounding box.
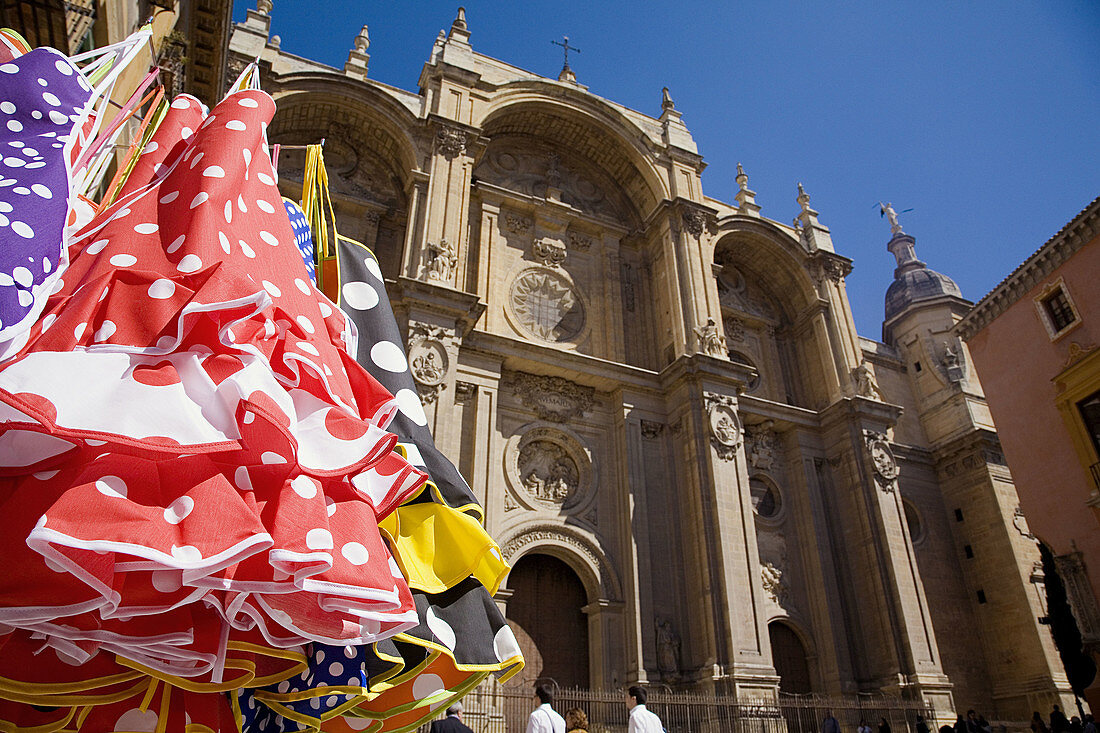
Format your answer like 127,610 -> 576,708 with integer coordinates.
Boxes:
761,561 -> 789,605
503,370 -> 595,422
505,214 -> 532,235
810,252 -> 852,284
704,392 -> 742,461
747,420 -> 778,471
681,208 -> 708,239
408,322 -> 450,404
714,264 -> 778,322
724,316 -> 745,342
474,145 -> 626,222
640,420 -> 664,439
519,439 -> 579,504
500,523 -> 620,601
507,268 -> 586,342
863,429 -> 899,491
568,232 -> 592,251
454,381 -> 478,404
435,125 -> 468,158
532,238 -> 567,267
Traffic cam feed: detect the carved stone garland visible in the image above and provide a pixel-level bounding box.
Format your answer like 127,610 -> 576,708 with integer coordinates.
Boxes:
863,429 -> 899,491
503,370 -> 594,422
435,125 -> 468,159
704,392 -> 742,461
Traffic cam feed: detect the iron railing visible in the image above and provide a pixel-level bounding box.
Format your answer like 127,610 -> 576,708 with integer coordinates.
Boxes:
416,679 -> 935,733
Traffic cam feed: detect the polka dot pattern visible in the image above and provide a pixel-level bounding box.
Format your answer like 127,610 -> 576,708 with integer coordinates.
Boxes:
0,47 -> 90,360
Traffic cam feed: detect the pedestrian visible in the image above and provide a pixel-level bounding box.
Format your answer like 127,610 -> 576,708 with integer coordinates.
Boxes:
430,702 -> 474,733
955,715 -> 967,733
1033,712 -> 1051,733
915,715 -> 930,733
565,707 -> 589,733
1083,714 -> 1097,733
967,710 -> 982,733
1070,717 -> 1083,733
823,710 -> 841,733
1052,706 -> 1070,733
859,718 -> 873,733
626,685 -> 664,732
526,683 -> 566,733
977,714 -> 992,733
880,717 -> 892,733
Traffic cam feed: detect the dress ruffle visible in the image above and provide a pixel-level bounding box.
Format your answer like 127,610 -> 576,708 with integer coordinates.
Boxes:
0,42 -> 522,733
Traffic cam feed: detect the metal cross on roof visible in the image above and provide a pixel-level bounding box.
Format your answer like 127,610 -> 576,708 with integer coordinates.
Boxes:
552,35 -> 581,70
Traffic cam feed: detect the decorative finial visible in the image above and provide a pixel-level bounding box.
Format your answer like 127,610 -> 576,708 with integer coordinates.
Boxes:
877,201 -> 911,236
257,0 -> 272,15
270,34 -> 281,47
453,7 -> 467,30
797,182 -> 810,210
354,25 -> 370,52
661,87 -> 675,111
735,162 -> 748,191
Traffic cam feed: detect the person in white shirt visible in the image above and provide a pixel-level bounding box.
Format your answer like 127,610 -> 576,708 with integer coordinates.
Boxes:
526,683 -> 566,733
626,685 -> 664,732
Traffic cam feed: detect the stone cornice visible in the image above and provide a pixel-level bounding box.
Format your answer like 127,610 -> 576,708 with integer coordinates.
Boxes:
957,196 -> 1100,341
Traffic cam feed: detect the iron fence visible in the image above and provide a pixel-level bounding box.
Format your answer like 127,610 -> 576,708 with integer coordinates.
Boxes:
416,680 -> 935,733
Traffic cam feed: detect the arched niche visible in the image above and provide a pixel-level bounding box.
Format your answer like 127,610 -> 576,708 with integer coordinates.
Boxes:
713,224 -> 831,409
267,82 -> 420,280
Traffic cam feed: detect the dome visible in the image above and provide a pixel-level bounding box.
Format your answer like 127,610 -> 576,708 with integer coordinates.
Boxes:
883,232 -> 964,321
885,264 -> 963,321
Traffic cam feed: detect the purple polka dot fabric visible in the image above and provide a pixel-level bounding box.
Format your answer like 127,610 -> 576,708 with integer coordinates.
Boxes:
0,47 -> 90,357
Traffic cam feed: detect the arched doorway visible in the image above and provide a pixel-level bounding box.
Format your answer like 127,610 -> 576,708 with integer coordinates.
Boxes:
507,553 -> 590,688
769,621 -> 813,694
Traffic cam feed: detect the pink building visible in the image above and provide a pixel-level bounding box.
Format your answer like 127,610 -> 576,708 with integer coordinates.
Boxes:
959,196 -> 1100,709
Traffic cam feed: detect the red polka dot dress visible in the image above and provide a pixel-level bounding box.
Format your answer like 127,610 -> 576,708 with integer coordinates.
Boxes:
0,82 -> 431,724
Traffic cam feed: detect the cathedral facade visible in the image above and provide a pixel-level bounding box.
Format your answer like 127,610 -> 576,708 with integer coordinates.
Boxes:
230,7 -> 1074,722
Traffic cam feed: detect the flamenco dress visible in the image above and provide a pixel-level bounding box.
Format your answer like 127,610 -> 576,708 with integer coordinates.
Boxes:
0,33 -> 521,732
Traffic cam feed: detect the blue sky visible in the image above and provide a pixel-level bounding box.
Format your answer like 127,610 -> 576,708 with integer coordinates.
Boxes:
232,1 -> 1099,339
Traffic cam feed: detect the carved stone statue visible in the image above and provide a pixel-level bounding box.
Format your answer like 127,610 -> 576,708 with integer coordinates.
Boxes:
695,317 -> 725,357
655,619 -> 681,680
427,238 -> 457,281
942,341 -> 958,369
880,202 -> 904,235
853,361 -> 884,400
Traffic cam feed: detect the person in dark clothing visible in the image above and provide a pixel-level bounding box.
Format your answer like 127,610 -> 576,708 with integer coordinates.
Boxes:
954,715 -> 967,733
1070,717 -> 1083,733
823,711 -> 841,733
1033,712 -> 1051,733
430,702 -> 474,733
1052,706 -> 1071,733
915,715 -> 931,733
879,717 -> 892,733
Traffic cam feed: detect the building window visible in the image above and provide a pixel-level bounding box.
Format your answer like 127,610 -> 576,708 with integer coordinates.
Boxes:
977,590 -> 987,604
954,508 -> 964,522
749,476 -> 782,520
964,544 -> 974,558
1034,279 -> 1080,339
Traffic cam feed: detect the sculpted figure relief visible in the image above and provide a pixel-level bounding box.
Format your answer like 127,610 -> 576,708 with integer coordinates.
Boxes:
519,440 -> 579,503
